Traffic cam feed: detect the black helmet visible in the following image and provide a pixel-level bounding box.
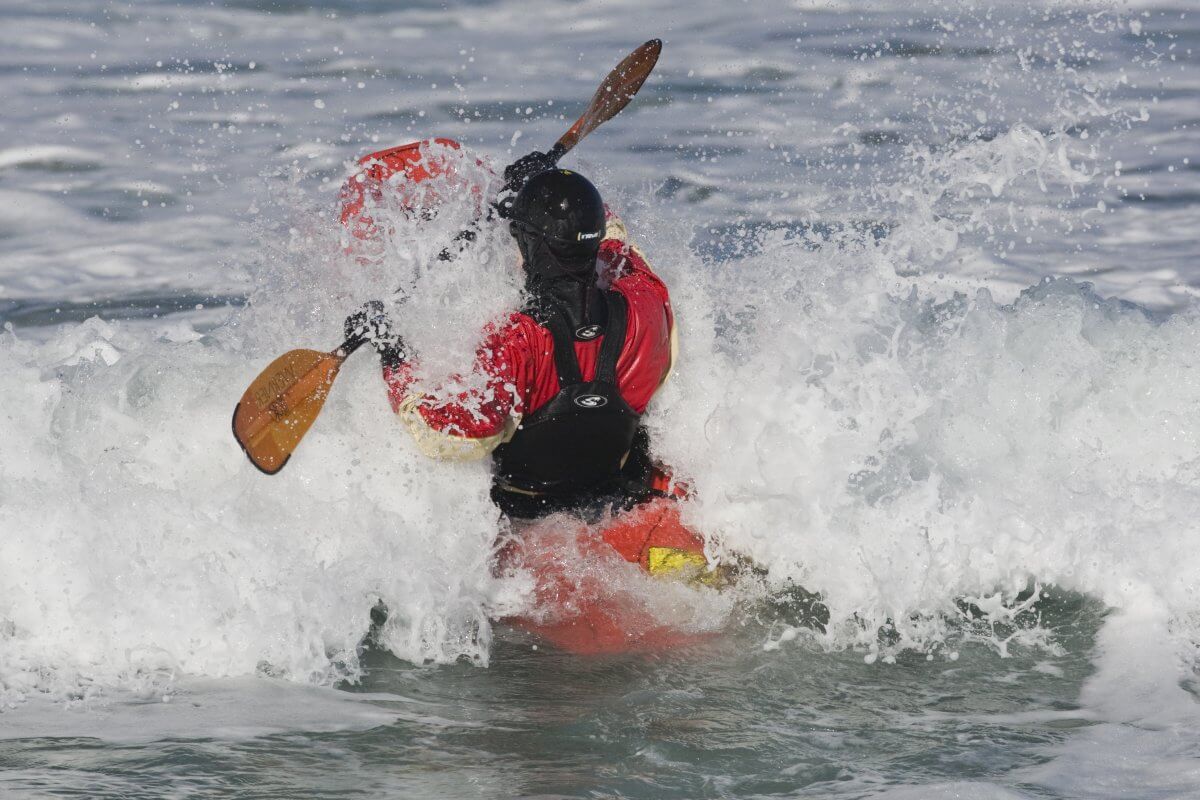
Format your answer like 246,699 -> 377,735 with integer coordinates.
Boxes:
508,169 -> 606,282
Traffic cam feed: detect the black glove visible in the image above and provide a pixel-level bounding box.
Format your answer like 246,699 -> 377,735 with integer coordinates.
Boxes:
496,150 -> 559,218
504,149 -> 558,192
344,301 -> 407,369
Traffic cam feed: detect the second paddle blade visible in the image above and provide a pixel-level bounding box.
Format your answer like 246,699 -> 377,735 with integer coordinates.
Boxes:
557,39 -> 662,153
232,348 -> 346,475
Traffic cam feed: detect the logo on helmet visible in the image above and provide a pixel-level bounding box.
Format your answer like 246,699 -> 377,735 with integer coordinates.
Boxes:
575,324 -> 602,340
574,394 -> 608,409
576,231 -> 601,241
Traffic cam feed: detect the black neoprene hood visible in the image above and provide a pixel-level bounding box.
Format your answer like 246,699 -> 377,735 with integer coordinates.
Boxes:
509,169 -> 606,281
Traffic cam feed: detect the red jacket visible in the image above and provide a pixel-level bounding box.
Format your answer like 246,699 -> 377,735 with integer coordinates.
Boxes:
383,215 -> 675,460
340,141 -> 675,460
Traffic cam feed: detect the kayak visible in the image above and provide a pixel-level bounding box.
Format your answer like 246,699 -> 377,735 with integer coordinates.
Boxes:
338,137 -> 485,241
495,497 -> 724,655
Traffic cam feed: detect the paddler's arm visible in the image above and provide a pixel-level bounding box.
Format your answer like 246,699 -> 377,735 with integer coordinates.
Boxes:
380,322 -> 527,461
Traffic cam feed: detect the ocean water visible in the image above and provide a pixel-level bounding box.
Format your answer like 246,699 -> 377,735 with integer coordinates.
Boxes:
1,0 -> 1199,797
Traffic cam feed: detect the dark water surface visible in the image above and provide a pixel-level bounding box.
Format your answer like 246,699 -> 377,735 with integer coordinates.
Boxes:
0,592 -> 1105,798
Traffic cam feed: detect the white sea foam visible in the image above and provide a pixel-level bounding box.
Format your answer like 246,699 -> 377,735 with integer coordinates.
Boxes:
0,310 -> 507,704
3,119 -> 1199,711
1021,588 -> 1200,797
657,217 -> 1200,660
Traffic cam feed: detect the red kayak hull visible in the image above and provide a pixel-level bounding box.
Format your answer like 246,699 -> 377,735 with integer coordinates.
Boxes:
338,137 -> 489,241
497,499 -> 716,655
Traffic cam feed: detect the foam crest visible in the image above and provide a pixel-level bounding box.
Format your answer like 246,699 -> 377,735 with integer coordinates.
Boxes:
884,124 -> 1095,276
0,311 -> 515,705
0,146 -> 570,704
650,125 -> 1200,661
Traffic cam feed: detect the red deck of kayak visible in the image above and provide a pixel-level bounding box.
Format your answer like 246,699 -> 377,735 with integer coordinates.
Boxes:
496,498 -> 713,655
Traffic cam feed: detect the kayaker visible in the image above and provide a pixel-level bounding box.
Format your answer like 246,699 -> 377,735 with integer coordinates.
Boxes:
345,148 -> 679,521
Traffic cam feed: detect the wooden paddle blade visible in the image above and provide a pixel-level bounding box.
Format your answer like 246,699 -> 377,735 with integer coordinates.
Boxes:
232,348 -> 346,475
556,38 -> 662,155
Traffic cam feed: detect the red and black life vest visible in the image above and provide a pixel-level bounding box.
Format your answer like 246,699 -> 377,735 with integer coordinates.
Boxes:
491,290 -> 640,495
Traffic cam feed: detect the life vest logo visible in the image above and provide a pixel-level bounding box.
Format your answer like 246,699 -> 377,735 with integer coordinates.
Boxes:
575,324 -> 602,340
574,394 -> 608,409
